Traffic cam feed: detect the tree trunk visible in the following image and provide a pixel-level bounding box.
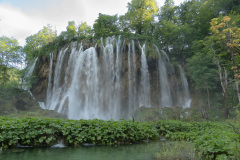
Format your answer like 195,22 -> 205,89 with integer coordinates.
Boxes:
206,84 -> 211,109
2,66 -> 7,85
230,51 -> 240,103
224,68 -> 229,118
212,46 -> 229,118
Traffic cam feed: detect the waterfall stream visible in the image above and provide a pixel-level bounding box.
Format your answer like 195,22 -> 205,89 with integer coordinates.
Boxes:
22,58 -> 38,91
179,65 -> 191,109
139,43 -> 151,107
155,46 -> 172,107
43,37 -> 191,120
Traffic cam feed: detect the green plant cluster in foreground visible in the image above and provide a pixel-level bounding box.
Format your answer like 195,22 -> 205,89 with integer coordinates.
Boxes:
0,117 -> 158,149
154,141 -> 200,160
155,120 -> 240,159
1,117 -> 240,159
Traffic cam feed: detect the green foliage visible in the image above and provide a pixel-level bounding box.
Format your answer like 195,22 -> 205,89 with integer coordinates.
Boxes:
160,0 -> 176,21
93,14 -> 119,38
23,25 -> 57,62
194,129 -> 240,159
155,120 -> 240,159
0,117 -> 158,149
154,20 -> 178,53
154,141 -> 199,160
0,117 -> 239,159
66,21 -> 77,41
0,36 -> 22,85
77,22 -> 93,38
187,52 -> 218,91
124,0 -> 158,34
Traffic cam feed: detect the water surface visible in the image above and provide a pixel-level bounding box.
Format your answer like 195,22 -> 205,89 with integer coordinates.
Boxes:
0,141 -> 161,160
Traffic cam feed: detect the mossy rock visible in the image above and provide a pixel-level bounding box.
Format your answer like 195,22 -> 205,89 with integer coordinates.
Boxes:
134,106 -> 161,122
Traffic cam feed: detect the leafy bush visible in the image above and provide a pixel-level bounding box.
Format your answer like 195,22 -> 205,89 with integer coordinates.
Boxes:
194,129 -> 240,159
154,141 -> 200,160
155,120 -> 240,159
0,117 -> 158,149
1,117 -> 239,159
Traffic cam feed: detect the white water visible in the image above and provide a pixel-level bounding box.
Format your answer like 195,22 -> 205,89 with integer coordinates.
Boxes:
128,42 -> 132,117
22,58 -> 38,90
139,43 -> 151,107
97,37 -> 122,119
45,37 -> 125,119
51,140 -> 66,148
131,40 -> 137,112
22,58 -> 48,109
43,37 -> 191,120
45,52 -> 53,109
179,65 -> 191,109
128,41 -> 137,117
46,47 -> 68,112
155,46 -> 172,107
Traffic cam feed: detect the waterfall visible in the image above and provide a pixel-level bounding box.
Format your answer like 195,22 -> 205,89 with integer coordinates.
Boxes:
22,58 -> 38,90
97,36 -> 122,119
42,37 -> 192,120
22,58 -> 48,109
128,41 -> 138,117
68,47 -> 99,119
139,43 -> 151,107
128,42 -> 132,117
155,46 -> 172,107
45,52 -> 53,108
46,47 -> 68,111
179,65 -> 191,109
132,40 -> 137,112
45,36 -> 125,120
127,40 -> 137,117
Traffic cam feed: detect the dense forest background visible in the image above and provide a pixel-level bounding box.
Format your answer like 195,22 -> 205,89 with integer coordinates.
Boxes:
1,0 -> 240,120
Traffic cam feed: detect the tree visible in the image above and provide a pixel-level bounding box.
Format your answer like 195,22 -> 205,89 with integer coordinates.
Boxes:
187,52 -> 218,109
93,13 -> 119,37
23,24 -> 57,61
210,15 -> 240,103
124,0 -> 158,34
0,36 -> 21,85
66,21 -> 77,40
154,20 -> 178,52
160,0 -> 176,21
77,22 -> 92,37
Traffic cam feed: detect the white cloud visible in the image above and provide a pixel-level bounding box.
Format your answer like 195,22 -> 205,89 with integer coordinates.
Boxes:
0,5 -> 43,45
0,0 -> 132,46
0,0 -> 185,46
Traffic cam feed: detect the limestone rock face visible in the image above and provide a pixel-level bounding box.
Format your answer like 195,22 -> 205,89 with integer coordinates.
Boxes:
31,55 -> 51,101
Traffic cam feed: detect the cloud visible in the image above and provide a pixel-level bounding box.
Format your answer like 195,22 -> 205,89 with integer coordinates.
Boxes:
0,4 -> 44,46
0,0 -> 131,46
0,0 -> 185,46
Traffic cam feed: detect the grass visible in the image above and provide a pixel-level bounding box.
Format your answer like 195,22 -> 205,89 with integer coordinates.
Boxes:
154,141 -> 201,160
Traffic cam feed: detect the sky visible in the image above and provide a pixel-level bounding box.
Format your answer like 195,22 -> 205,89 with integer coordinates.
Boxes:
0,0 -> 185,46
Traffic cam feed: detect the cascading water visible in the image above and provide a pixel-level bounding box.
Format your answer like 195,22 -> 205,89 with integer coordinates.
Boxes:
139,43 -> 151,107
43,36 -> 191,120
127,41 -> 138,117
131,40 -> 137,112
128,42 -> 132,117
22,58 -> 38,91
46,47 -> 68,111
155,46 -> 172,107
45,52 -> 53,109
22,58 -> 48,109
179,65 -> 191,109
68,47 -> 100,119
45,37 -> 125,120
